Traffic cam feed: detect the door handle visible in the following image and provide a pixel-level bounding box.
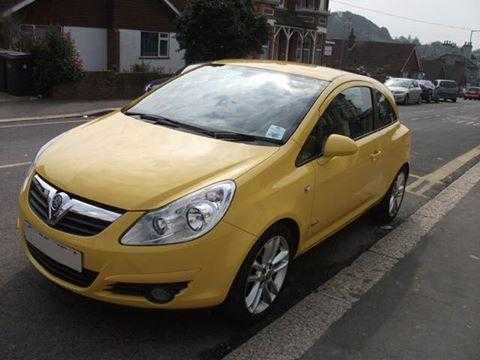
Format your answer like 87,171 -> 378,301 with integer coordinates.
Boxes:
369,150 -> 383,161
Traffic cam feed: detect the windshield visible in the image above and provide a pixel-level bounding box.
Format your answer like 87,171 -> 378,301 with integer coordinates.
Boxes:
126,65 -> 329,144
385,78 -> 412,88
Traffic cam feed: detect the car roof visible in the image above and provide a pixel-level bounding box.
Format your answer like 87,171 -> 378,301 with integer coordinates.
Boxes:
213,59 -> 358,82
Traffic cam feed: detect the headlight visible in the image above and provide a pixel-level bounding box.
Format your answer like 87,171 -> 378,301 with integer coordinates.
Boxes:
121,181 -> 236,246
21,134 -> 64,191
34,135 -> 62,164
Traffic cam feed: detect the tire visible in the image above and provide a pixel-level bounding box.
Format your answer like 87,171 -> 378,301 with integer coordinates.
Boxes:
223,223 -> 293,322
374,169 -> 408,223
452,98 -> 457,103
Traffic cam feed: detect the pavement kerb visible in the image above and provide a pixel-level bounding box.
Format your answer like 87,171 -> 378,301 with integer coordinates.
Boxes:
0,108 -> 120,123
225,161 -> 480,360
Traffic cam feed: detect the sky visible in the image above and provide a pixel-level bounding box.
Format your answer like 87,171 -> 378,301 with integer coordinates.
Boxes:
329,0 -> 480,50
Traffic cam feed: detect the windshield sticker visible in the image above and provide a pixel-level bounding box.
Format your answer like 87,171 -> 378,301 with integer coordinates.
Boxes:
266,125 -> 286,141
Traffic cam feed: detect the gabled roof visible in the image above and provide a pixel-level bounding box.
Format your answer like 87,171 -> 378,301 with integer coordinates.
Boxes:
326,39 -> 422,75
0,0 -> 34,16
1,0 -> 186,17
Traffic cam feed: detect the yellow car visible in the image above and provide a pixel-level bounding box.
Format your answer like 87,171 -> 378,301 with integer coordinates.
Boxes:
18,60 -> 410,320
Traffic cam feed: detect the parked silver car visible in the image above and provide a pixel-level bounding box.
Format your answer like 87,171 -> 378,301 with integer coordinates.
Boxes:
385,78 -> 423,105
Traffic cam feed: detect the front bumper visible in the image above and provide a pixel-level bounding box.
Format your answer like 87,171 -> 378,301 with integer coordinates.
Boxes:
18,181 -> 256,309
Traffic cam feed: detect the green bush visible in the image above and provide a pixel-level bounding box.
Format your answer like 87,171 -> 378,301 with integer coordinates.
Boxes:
27,28 -> 84,96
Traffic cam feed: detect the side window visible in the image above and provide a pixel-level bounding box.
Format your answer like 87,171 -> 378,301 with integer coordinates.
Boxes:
373,89 -> 397,129
296,96 -> 350,166
340,87 -> 374,139
297,86 -> 373,165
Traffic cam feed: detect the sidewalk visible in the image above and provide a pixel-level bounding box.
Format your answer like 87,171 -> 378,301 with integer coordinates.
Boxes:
0,97 -> 130,121
301,184 -> 480,360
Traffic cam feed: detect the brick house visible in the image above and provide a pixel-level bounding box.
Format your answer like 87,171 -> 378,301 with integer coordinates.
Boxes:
324,38 -> 423,81
0,0 -> 187,73
253,0 -> 330,64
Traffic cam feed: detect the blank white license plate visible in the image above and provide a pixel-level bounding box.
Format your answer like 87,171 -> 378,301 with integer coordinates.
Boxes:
25,223 -> 83,273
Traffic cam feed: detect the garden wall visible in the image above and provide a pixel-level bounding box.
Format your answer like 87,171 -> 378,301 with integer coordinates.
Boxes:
51,71 -> 170,100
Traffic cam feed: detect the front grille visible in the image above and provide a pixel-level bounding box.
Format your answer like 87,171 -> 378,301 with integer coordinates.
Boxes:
27,242 -> 98,288
28,176 -> 120,237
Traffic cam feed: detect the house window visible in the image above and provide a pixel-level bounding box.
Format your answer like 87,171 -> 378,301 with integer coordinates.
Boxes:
141,32 -> 170,58
296,0 -> 317,10
263,7 -> 274,15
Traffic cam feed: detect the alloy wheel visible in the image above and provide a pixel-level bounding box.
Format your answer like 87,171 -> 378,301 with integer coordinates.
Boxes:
388,172 -> 406,217
244,235 -> 289,314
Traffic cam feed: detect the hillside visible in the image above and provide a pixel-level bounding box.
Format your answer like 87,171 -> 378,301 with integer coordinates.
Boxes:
327,11 -> 394,42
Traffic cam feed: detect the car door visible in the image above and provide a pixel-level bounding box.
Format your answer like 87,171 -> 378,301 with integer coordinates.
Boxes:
299,84 -> 384,247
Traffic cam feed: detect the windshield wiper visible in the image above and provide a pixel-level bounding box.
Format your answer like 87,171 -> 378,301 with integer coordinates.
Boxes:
125,112 -> 217,137
125,112 -> 282,145
212,131 -> 283,145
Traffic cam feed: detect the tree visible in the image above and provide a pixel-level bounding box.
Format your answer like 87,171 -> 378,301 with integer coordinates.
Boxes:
25,27 -> 84,95
176,0 -> 269,64
395,35 -> 421,45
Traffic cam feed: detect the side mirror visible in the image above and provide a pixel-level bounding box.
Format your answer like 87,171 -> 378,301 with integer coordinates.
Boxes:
323,135 -> 359,158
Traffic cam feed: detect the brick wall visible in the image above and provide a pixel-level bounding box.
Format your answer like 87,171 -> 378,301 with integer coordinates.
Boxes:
15,0 -> 177,32
16,0 -> 109,28
112,0 -> 177,32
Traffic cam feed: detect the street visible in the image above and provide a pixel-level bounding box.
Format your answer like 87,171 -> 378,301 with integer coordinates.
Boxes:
1,100 -> 480,360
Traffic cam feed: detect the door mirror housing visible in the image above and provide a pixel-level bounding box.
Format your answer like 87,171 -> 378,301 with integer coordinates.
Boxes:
323,135 -> 359,158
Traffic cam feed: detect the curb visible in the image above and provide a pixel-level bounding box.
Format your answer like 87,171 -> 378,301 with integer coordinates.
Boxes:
0,108 -> 120,124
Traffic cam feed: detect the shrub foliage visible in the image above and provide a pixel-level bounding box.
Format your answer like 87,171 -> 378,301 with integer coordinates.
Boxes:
27,28 -> 84,95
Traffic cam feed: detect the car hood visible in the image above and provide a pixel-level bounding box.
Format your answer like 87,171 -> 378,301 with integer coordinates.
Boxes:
35,112 -> 279,210
387,86 -> 408,92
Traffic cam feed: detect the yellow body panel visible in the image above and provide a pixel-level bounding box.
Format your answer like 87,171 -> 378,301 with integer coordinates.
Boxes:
18,61 -> 411,309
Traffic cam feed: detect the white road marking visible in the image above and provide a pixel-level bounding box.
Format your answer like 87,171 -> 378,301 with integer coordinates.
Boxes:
0,161 -> 31,169
0,108 -> 119,123
407,144 -> 480,196
225,161 -> 480,360
0,119 -> 88,129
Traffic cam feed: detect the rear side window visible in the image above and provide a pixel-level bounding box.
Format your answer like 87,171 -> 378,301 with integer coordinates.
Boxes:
373,89 -> 397,129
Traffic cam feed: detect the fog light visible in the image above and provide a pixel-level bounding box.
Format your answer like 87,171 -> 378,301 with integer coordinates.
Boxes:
146,287 -> 175,304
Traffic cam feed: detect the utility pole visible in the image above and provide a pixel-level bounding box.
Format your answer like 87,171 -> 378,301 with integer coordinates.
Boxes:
470,29 -> 480,45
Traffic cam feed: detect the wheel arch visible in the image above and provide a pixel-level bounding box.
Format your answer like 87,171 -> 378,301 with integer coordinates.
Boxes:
275,218 -> 300,257
401,162 -> 410,177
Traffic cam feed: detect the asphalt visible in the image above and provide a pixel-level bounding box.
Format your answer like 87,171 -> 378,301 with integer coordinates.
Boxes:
301,183 -> 480,360
0,100 -> 479,360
